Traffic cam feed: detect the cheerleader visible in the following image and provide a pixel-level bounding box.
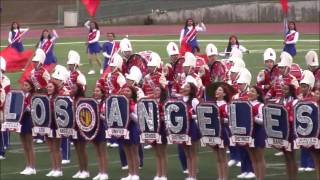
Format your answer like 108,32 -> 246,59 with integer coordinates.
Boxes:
8,21 -> 28,52
212,85 -> 231,180
84,20 -> 102,75
151,85 -> 168,180
102,32 -> 119,71
256,48 -> 278,94
37,29 -> 58,65
297,71 -> 316,172
283,21 -> 299,57
179,18 -> 206,55
92,80 -> 109,180
19,79 -> 36,175
180,79 -> 201,180
247,86 -> 266,180
119,85 -> 141,180
276,82 -> 299,180
30,48 -> 51,93
224,35 -> 248,58
233,68 -> 255,179
0,57 -> 10,160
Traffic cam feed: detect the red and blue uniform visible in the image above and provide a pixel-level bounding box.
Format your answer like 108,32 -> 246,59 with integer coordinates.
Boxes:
8,28 -> 28,52
142,72 -> 166,98
38,37 -> 57,65
20,93 -> 33,134
93,99 -> 106,142
102,40 -> 119,70
30,67 -> 50,92
283,30 -> 299,57
216,100 -> 230,147
0,75 -> 10,157
250,100 -> 266,148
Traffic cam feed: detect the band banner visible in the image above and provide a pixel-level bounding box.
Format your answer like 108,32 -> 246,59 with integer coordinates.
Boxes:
31,95 -> 52,137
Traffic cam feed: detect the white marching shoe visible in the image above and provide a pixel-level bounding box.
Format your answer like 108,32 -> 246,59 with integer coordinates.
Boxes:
62,159 -> 71,164
20,167 -> 36,175
121,165 -> 128,170
237,172 -> 247,179
120,175 -> 132,180
52,170 -> 63,177
78,171 -> 90,179
72,171 -> 82,178
99,173 -> 109,180
92,173 -> 101,180
298,167 -> 305,172
305,167 -> 315,172
159,177 -> 167,180
153,176 -> 160,180
244,172 -> 256,179
144,145 -> 152,149
131,175 -> 140,180
0,155 -> 5,160
228,160 -> 237,167
88,70 -> 95,75
46,170 -> 55,177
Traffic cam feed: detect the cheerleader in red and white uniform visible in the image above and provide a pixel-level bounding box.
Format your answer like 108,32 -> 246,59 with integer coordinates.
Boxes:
30,49 -> 51,93
92,79 -> 109,180
276,82 -> 299,180
119,85 -> 141,180
19,79 -> 36,175
283,21 -> 299,57
212,85 -> 231,180
247,86 -> 266,180
151,85 -> 168,180
256,48 -> 279,94
84,20 -> 102,75
180,79 -> 201,180
44,65 -> 69,177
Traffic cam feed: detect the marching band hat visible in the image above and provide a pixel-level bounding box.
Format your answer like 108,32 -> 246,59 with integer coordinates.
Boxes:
166,42 -> 179,56
0,56 -> 6,71
32,48 -> 46,64
183,52 -> 197,67
52,65 -> 69,82
126,66 -> 142,84
278,51 -> 293,67
147,52 -> 162,68
67,50 -> 80,65
237,68 -> 252,85
263,48 -> 276,62
109,53 -> 123,70
206,43 -> 218,57
120,38 -> 133,52
305,50 -> 318,67
230,58 -> 245,73
300,70 -> 315,89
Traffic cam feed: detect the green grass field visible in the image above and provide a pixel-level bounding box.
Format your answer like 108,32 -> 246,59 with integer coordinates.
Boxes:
0,34 -> 319,180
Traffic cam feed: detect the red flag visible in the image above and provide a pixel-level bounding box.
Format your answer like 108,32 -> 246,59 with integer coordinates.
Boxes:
100,66 -> 110,79
0,47 -> 33,72
82,0 -> 100,17
280,0 -> 288,14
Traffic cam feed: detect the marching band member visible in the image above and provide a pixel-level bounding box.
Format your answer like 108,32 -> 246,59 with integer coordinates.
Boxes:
180,78 -> 201,180
84,20 -> 102,75
119,38 -> 133,63
256,48 -> 279,94
30,48 -> 51,93
142,52 -> 167,98
224,35 -> 248,58
227,57 -> 245,93
266,52 -> 299,101
119,85 -> 141,180
179,18 -> 206,55
66,50 -> 89,179
206,43 -> 219,68
37,29 -> 58,66
205,43 -> 226,83
92,79 -> 109,180
297,70 -> 316,172
45,65 -> 69,177
164,42 -> 188,173
102,32 -> 119,71
247,86 -> 266,180
151,85 -> 168,180
19,79 -> 36,175
8,21 -> 29,52
105,53 -> 126,95
283,21 -> 299,57
212,84 -> 231,180
233,68 -> 255,179
125,66 -> 145,100
305,50 -> 320,89
0,57 -> 10,160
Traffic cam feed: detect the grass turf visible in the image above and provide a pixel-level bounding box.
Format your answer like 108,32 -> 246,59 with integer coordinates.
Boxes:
0,33 -> 319,180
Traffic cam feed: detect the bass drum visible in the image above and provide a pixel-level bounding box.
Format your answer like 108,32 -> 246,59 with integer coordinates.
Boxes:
127,54 -> 148,76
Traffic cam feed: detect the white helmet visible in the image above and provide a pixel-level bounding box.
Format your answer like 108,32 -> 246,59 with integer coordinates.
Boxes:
32,48 -> 46,64
52,65 -> 69,82
183,52 -> 196,67
230,48 -> 243,59
147,52 -> 162,68
278,51 -> 293,67
230,58 -> 246,73
166,42 -> 179,56
182,75 -> 198,88
126,66 -> 142,84
120,38 -> 132,52
237,68 -> 252,85
305,50 -> 318,67
206,43 -> 218,57
0,56 -> 6,71
109,53 -> 123,70
263,48 -> 276,62
300,70 -> 315,89
67,50 -> 80,65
